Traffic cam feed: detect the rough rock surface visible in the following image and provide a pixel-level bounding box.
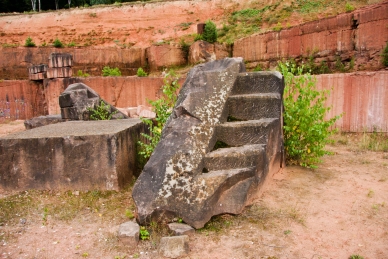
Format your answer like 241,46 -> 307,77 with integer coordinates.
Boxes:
118,221 -> 140,246
0,119 -> 146,191
188,40 -> 216,65
59,83 -> 128,120
133,58 -> 248,228
146,45 -> 186,72
167,223 -> 195,236
24,114 -> 64,129
158,235 -> 189,258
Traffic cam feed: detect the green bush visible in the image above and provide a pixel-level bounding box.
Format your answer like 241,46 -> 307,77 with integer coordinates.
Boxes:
136,67 -> 148,77
194,33 -> 203,42
77,70 -> 90,77
138,70 -> 180,160
102,66 -> 121,77
202,20 -> 218,43
88,100 -> 116,120
345,3 -> 355,12
278,61 -> 341,168
382,41 -> 388,67
24,37 -> 36,47
53,38 -> 64,48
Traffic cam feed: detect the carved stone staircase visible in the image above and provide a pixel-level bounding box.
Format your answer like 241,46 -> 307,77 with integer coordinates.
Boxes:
196,72 -> 284,221
133,58 -> 284,229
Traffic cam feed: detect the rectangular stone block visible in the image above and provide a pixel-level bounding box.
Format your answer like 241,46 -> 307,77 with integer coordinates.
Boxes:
48,53 -> 73,68
0,119 -> 147,192
29,72 -> 47,81
46,67 -> 73,79
28,64 -> 48,74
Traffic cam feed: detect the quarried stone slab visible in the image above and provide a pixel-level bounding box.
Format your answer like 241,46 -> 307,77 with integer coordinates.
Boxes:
48,53 -> 73,68
227,93 -> 281,120
24,114 -> 64,129
28,64 -> 48,74
0,119 -> 146,192
29,72 -> 46,81
46,67 -> 73,79
231,72 -> 283,95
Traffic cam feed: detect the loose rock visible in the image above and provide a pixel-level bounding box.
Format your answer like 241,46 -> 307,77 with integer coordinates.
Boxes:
158,235 -> 189,258
117,221 -> 139,246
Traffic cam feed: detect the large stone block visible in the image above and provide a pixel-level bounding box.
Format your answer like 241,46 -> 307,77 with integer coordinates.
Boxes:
28,64 -> 48,74
46,67 -> 73,79
24,114 -> 64,129
0,119 -> 146,192
59,83 -> 128,121
48,53 -> 73,68
146,45 -> 186,71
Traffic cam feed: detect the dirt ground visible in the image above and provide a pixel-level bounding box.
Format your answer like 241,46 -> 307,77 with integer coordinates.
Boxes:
0,122 -> 387,259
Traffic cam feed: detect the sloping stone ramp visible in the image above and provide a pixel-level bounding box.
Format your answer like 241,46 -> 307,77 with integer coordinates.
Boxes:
133,58 -> 284,229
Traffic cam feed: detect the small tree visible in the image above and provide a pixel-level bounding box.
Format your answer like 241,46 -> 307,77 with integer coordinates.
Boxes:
382,41 -> 388,67
24,37 -> 36,47
279,61 -> 341,168
138,70 -> 180,159
202,20 -> 218,43
102,66 -> 121,76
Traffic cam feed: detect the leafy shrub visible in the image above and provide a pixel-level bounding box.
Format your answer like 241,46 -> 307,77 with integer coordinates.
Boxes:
138,70 -> 180,160
67,41 -> 77,47
24,37 -> 36,47
194,33 -> 203,41
202,20 -> 217,43
382,41 -> 388,67
53,38 -> 64,48
180,39 -> 191,60
77,70 -> 90,77
139,226 -> 150,240
136,67 -> 148,77
279,61 -> 341,168
88,100 -> 116,120
345,3 -> 355,12
273,22 -> 282,32
102,66 -> 121,77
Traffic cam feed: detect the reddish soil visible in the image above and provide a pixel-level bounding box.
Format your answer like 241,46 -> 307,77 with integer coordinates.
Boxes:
1,125 -> 387,259
0,0 -> 239,48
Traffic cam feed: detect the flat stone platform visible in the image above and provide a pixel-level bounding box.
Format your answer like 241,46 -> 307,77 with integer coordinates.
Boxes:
0,119 -> 147,192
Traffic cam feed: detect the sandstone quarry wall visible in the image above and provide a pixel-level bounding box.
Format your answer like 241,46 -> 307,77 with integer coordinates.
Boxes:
1,72 -> 387,132
0,47 -> 146,80
234,2 -> 388,71
0,80 -> 46,122
44,76 -> 186,115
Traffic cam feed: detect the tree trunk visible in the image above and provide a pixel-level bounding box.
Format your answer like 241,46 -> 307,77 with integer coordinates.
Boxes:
30,0 -> 36,11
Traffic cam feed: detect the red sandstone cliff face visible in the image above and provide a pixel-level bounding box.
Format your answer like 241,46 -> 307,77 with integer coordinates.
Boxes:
234,2 -> 388,71
0,47 -> 145,79
0,80 -> 46,121
2,72 -> 386,131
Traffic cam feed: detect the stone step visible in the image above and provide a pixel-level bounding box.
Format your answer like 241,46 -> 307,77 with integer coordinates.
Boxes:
203,144 -> 265,171
216,118 -> 279,146
231,72 -> 283,95
198,167 -> 256,197
227,93 -> 281,120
